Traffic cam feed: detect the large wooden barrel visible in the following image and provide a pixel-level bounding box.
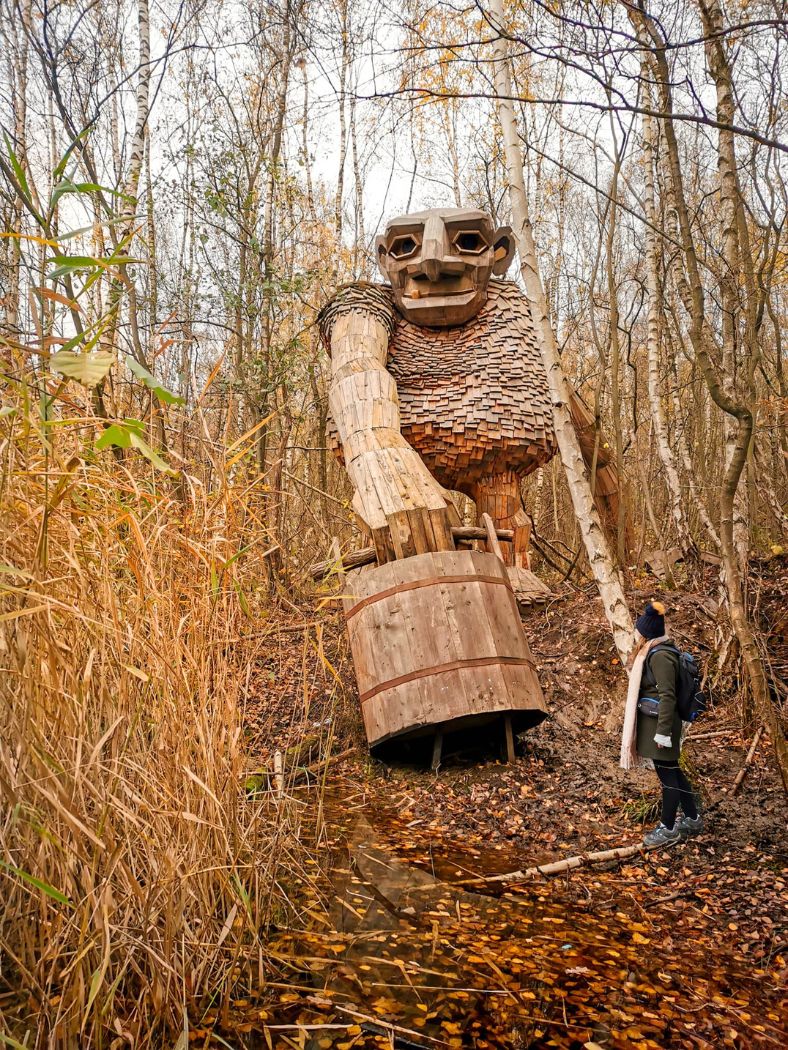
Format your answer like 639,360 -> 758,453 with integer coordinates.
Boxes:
342,549 -> 547,750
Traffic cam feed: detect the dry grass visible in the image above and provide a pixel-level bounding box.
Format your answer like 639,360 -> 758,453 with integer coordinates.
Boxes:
0,403 -> 311,1046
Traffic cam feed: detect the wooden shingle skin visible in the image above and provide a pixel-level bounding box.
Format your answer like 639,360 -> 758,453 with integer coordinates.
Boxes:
320,279 -> 556,495
388,279 -> 555,490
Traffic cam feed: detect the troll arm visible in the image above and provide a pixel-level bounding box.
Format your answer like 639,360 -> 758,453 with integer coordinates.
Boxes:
323,291 -> 458,563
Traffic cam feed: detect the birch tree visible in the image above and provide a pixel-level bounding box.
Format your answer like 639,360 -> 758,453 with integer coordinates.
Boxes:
486,0 -> 634,663
629,0 -> 788,790
641,85 -> 697,561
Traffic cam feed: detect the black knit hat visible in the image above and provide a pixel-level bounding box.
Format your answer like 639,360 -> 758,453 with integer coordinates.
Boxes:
635,600 -> 666,640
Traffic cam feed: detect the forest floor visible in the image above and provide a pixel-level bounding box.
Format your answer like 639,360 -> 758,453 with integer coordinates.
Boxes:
231,560 -> 788,1049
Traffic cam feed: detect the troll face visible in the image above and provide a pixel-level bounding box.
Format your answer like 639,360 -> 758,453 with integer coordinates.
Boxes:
376,207 -> 515,327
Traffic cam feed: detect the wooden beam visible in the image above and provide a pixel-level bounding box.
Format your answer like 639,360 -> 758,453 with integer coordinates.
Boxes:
310,527 -> 516,579
482,512 -> 506,562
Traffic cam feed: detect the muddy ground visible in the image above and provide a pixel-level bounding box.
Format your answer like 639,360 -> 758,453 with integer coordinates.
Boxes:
245,563 -> 786,869
239,562 -> 787,1048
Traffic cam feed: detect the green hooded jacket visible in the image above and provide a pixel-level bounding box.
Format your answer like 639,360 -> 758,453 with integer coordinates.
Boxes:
636,642 -> 683,762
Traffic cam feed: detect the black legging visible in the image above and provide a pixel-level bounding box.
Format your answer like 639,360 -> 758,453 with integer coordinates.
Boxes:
653,758 -> 698,828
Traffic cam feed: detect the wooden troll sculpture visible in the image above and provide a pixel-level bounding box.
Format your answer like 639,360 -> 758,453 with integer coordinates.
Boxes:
318,207 -> 618,757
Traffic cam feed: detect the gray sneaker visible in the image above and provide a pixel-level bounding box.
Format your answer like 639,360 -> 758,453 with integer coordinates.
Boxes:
643,823 -> 682,848
676,813 -> 704,837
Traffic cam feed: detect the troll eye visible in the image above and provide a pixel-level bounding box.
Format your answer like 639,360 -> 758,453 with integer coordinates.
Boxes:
388,235 -> 419,259
452,230 -> 489,254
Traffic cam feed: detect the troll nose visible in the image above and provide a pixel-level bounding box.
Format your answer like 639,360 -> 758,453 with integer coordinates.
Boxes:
422,255 -> 442,281
419,214 -> 446,281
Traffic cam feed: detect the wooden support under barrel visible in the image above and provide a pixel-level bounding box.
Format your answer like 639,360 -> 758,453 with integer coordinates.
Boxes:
431,732 -> 443,772
504,715 -> 515,763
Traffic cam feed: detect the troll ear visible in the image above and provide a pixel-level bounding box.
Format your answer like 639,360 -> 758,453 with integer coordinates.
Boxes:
492,226 -> 515,275
375,234 -> 390,278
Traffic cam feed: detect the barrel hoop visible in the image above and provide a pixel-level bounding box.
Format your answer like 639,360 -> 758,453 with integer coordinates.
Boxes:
344,572 -> 512,622
359,655 -> 535,705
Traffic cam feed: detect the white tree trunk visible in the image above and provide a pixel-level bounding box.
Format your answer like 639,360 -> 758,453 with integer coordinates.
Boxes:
122,0 -> 151,223
487,0 -> 633,662
98,0 -> 151,376
1,0 -> 31,339
334,0 -> 350,249
668,358 -> 721,549
641,88 -> 696,559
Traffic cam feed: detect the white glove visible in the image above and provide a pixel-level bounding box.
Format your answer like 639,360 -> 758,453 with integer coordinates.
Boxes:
654,733 -> 672,749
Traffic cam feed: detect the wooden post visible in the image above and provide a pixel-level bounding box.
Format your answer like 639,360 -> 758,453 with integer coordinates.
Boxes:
431,731 -> 443,773
482,512 -> 505,562
504,715 -> 515,764
512,522 -> 531,569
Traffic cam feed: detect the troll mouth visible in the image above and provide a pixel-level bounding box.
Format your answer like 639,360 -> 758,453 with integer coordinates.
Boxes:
403,273 -> 475,299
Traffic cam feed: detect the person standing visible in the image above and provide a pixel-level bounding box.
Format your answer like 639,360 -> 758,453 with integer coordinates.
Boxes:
620,601 -> 704,847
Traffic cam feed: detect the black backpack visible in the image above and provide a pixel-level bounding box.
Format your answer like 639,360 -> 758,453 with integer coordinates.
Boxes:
647,643 -> 707,723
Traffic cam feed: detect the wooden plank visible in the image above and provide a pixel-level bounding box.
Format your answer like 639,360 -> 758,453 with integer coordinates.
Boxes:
372,524 -> 397,565
438,550 -> 499,721
479,563 -> 531,662
471,550 -> 543,720
430,507 -> 456,551
364,678 -> 425,745
353,559 -> 421,743
417,506 -> 439,552
364,449 -> 400,522
343,558 -> 403,714
507,566 -> 552,606
395,554 -> 458,730
362,554 -> 437,742
501,659 -> 546,718
416,552 -> 470,729
344,570 -> 385,701
387,509 -> 416,560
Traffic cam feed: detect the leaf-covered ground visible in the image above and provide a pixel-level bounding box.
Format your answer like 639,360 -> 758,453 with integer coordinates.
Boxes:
233,565 -> 787,1048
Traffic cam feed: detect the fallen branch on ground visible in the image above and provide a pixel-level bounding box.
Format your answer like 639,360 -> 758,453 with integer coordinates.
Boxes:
305,998 -> 447,1046
474,844 -> 645,882
245,747 -> 355,792
299,747 -> 355,780
409,844 -> 649,890
732,726 -> 764,795
685,728 -> 737,742
217,622 -> 324,642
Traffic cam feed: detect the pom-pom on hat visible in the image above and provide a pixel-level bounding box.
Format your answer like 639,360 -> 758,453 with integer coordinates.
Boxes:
636,600 -> 666,640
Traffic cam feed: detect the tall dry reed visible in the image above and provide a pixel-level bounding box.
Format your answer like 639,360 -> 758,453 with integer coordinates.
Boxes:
0,407 -> 307,1047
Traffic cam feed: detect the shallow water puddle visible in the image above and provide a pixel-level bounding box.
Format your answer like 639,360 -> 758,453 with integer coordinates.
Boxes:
251,784 -> 785,1049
